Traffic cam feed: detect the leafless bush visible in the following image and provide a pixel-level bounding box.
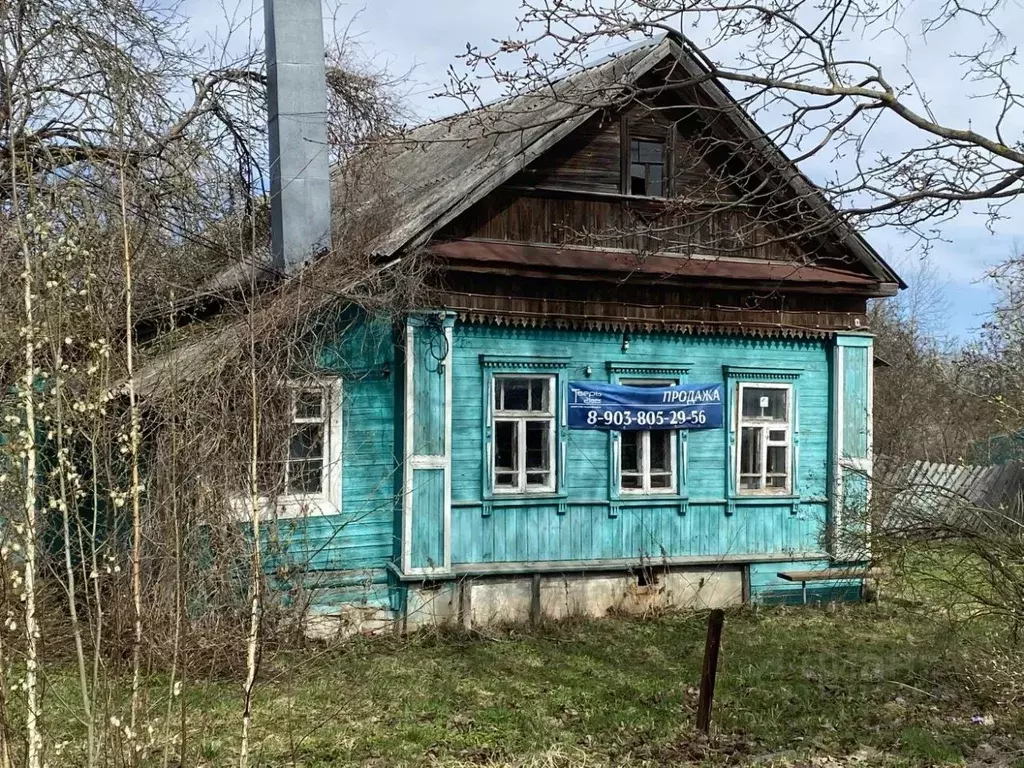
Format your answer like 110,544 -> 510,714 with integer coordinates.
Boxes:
0,0 -> 416,765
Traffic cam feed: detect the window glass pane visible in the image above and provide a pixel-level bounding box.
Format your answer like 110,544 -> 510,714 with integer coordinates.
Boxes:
648,164 -> 664,196
494,421 -> 517,471
766,475 -> 788,489
637,140 -> 664,163
740,427 -> 762,475
621,431 -> 640,472
650,430 -> 672,472
494,472 -> 517,488
525,420 -> 550,470
630,142 -> 641,162
740,475 -> 763,490
529,379 -> 548,412
630,165 -> 647,196
287,459 -> 323,494
742,387 -> 788,420
768,429 -> 787,442
767,444 -> 788,475
650,473 -> 672,489
621,474 -> 643,490
526,472 -> 550,487
289,423 -> 324,461
500,379 -> 529,411
294,389 -> 323,419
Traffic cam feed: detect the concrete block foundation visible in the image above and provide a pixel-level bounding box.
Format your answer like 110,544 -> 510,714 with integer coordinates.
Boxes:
403,566 -> 744,630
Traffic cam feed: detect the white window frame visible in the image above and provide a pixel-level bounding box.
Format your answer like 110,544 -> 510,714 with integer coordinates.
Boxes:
618,378 -> 678,495
736,382 -> 792,496
232,378 -> 342,520
491,374 -> 557,495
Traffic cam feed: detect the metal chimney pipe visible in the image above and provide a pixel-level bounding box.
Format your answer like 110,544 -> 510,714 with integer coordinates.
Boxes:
265,0 -> 333,275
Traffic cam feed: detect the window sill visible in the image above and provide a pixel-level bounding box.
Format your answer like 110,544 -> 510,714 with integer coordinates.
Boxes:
229,495 -> 338,521
615,494 -> 685,504
479,492 -> 569,508
731,495 -> 800,505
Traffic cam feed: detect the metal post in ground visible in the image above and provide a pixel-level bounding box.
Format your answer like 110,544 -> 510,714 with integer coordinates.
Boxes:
696,609 -> 725,734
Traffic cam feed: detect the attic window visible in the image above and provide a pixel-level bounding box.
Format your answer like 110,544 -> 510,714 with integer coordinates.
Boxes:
630,139 -> 665,196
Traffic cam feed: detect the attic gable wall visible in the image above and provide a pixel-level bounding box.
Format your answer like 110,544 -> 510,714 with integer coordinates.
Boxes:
438,90 -> 876,280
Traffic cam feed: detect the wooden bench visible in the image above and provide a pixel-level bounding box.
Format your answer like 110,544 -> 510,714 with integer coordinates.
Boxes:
777,568 -> 888,604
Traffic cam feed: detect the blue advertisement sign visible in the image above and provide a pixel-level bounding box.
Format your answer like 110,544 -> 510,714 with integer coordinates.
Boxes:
567,381 -> 724,431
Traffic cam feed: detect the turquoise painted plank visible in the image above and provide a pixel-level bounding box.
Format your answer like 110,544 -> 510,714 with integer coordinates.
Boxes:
271,313 -> 400,576
842,345 -> 870,459
749,558 -> 863,604
288,317 -> 843,582
412,326 -> 446,456
410,468 -> 445,570
449,500 -> 826,564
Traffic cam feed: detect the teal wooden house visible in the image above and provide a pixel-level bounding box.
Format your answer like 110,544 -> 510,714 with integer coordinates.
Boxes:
146,35 -> 903,632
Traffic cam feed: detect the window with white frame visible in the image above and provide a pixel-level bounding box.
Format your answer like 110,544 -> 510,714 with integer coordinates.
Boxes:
492,376 -> 556,493
619,379 -> 677,493
283,384 -> 332,495
736,383 -> 792,494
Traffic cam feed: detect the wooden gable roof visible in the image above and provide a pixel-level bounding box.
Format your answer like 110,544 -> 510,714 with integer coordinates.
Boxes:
366,35 -> 903,295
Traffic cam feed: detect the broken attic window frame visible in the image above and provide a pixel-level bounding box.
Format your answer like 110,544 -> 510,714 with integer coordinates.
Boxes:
629,138 -> 667,197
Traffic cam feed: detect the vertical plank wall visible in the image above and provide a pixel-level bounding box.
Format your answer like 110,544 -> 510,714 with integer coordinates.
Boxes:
268,313 -> 397,610
450,324 -> 835,567
400,313 -> 453,576
834,336 -> 873,562
279,318 -> 866,608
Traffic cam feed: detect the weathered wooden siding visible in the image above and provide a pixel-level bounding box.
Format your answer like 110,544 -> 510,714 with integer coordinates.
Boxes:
509,105 -> 730,199
285,314 -> 398,607
439,273 -> 869,334
441,188 -> 797,261
410,321 -> 446,456
409,468 -> 445,569
510,112 -> 622,194
842,345 -> 870,459
450,501 -> 827,565
439,98 -> 867,271
449,324 -> 833,565
280,316 -> 864,611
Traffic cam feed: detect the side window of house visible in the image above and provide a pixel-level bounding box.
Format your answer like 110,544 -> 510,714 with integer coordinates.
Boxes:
630,138 -> 666,196
619,379 -> 676,493
737,384 -> 792,494
285,385 -> 330,495
492,376 -> 556,493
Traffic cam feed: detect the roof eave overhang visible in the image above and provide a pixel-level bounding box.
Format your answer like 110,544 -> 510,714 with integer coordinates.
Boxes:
442,259 -> 898,298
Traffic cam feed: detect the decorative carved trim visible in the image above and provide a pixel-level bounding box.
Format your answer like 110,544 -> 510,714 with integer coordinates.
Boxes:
722,365 -> 803,381
479,354 -> 572,369
607,361 -> 693,376
459,312 -> 836,339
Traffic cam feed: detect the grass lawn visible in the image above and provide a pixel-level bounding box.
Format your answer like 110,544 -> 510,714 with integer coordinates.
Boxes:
45,601 -> 1024,767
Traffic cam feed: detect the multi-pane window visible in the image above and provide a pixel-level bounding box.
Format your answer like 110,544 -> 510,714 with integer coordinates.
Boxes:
619,379 -> 676,493
737,384 -> 792,494
492,376 -> 556,493
285,385 -> 330,495
630,138 -> 666,196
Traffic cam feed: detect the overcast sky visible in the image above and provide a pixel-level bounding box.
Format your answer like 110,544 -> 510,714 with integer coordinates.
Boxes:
179,0 -> 1016,341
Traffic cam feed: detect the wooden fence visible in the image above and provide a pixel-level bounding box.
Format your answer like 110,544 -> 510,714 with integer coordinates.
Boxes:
873,458 -> 1024,534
